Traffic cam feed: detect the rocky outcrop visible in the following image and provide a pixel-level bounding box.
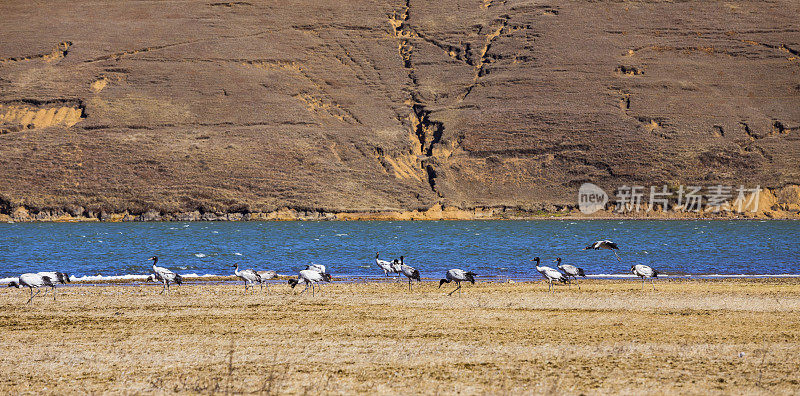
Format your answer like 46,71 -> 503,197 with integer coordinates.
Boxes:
0,0 -> 797,219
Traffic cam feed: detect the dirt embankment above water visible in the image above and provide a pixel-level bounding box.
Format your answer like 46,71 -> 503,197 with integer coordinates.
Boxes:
2,184 -> 799,221
1,0 -> 798,221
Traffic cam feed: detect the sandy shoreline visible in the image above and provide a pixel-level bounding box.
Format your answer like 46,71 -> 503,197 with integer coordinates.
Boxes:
5,274 -> 800,287
2,278 -> 799,394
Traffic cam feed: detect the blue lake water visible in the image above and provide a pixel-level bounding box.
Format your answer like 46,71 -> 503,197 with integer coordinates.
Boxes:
0,220 -> 797,281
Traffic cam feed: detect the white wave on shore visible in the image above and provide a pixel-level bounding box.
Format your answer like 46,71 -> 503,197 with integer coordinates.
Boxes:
1,273 -> 798,285
0,273 -> 225,284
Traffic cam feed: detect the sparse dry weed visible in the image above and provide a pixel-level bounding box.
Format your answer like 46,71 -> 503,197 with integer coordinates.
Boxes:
1,279 -> 799,394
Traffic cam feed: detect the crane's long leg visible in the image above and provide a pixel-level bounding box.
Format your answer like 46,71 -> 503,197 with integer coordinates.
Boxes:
651,278 -> 656,291
448,283 -> 461,296
160,282 -> 166,294
408,278 -> 412,292
614,250 -> 621,262
299,282 -> 310,295
27,288 -> 41,304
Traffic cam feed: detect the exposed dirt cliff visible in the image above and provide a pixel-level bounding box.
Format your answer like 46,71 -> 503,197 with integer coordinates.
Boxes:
0,0 -> 798,220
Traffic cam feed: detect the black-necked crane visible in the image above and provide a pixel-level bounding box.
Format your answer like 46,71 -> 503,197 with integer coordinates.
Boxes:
585,240 -> 621,261
389,258 -> 403,282
532,257 -> 567,292
288,269 -> 331,296
232,263 -> 261,291
256,270 -> 277,291
149,256 -> 183,294
36,271 -> 70,301
554,258 -> 585,289
397,256 -> 421,291
304,264 -> 331,292
438,269 -> 476,296
631,264 -> 659,290
7,273 -> 54,303
375,253 -> 396,277
305,264 -> 327,275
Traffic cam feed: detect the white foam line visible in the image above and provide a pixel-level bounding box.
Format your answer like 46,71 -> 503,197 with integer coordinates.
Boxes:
2,273 -> 799,285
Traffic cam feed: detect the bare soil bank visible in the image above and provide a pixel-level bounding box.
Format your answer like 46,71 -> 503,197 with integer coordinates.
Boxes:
1,0 -> 798,219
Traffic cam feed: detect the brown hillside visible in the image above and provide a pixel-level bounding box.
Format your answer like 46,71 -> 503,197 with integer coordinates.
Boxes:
0,0 -> 798,218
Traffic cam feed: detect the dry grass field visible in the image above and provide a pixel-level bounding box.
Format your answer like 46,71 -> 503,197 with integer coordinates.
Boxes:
1,279 -> 799,395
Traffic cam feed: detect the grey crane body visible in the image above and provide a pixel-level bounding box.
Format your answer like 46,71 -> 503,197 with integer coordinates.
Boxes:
303,264 -> 332,293
36,271 -> 70,301
585,240 -> 621,261
233,263 -> 261,291
532,257 -> 567,292
439,269 -> 476,296
631,264 -> 659,290
256,270 -> 277,291
8,273 -> 54,303
390,258 -> 403,282
288,269 -> 331,296
305,264 -> 328,275
397,256 -> 420,291
555,258 -> 585,289
149,256 -> 182,294
375,253 -> 397,277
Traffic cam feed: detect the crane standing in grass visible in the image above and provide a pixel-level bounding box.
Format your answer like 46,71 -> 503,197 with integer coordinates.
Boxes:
375,253 -> 397,277
36,271 -> 70,301
631,264 -> 659,290
256,270 -> 277,291
7,273 -> 54,304
288,269 -> 331,296
232,263 -> 261,291
149,256 -> 183,294
554,258 -> 585,289
397,256 -> 421,291
438,269 -> 476,296
390,258 -> 404,282
585,240 -> 621,261
532,257 -> 567,292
